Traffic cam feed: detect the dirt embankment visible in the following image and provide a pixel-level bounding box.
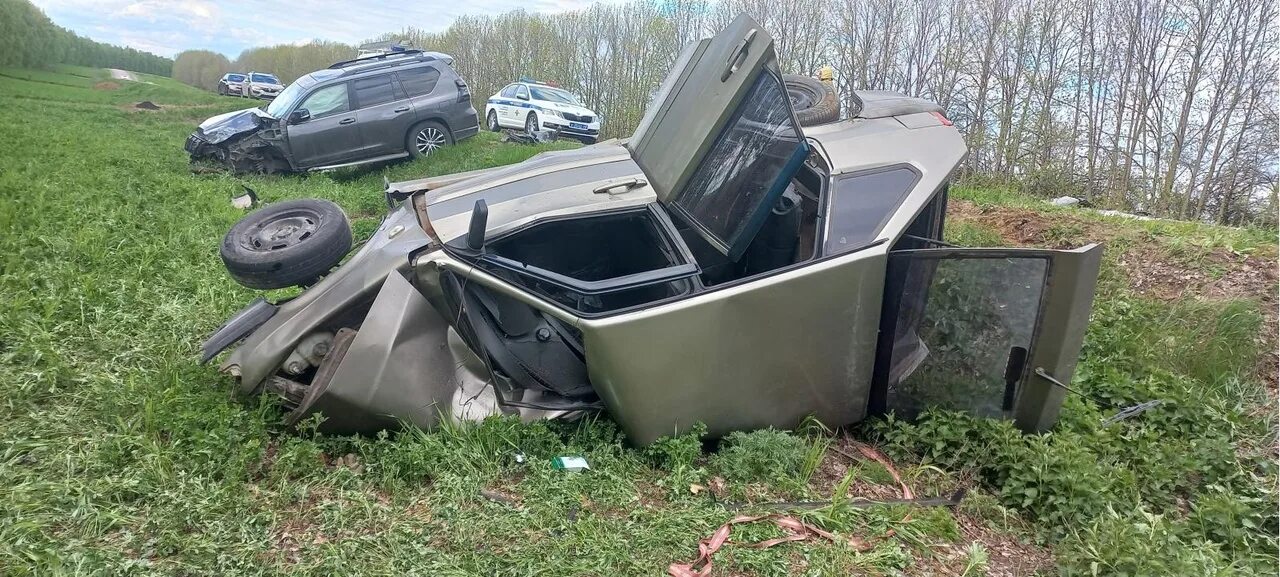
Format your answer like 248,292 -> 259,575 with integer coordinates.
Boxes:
948,200 -> 1277,304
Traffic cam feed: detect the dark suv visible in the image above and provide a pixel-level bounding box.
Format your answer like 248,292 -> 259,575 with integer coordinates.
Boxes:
185,50 -> 479,173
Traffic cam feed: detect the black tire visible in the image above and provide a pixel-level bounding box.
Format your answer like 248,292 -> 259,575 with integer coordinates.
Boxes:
486,110 -> 500,132
524,112 -> 539,134
408,121 -> 453,159
783,74 -> 840,127
217,85 -> 225,96
220,199 -> 352,290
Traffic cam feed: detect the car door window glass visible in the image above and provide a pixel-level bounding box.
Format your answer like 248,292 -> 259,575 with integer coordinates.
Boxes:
885,255 -> 1049,420
397,67 -> 441,96
515,85 -> 529,100
299,84 -> 349,118
352,75 -> 397,109
825,166 -> 921,254
500,85 -> 518,98
669,72 -> 805,259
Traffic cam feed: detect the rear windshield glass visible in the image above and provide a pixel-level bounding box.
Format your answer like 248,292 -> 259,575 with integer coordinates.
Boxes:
251,73 -> 278,84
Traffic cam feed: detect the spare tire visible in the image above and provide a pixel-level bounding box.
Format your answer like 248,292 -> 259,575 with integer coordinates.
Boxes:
783,74 -> 840,127
220,199 -> 352,290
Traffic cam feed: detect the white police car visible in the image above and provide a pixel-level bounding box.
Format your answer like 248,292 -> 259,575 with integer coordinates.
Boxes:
485,80 -> 601,144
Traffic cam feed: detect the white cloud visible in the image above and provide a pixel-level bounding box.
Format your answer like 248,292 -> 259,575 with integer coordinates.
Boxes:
32,0 -> 624,57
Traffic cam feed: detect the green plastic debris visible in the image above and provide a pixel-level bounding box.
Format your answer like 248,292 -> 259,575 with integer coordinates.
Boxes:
552,456 -> 590,471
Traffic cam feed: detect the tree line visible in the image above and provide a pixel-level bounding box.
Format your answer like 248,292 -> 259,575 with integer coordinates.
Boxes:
174,0 -> 1276,226
0,0 -> 171,76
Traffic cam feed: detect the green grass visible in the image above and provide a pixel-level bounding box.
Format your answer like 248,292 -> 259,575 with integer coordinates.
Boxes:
1,67 -> 1276,576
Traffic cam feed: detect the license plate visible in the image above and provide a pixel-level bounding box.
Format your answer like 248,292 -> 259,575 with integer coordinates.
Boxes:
570,122 -> 587,130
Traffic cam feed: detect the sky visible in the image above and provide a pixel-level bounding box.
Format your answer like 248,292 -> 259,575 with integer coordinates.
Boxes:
30,0 -> 621,58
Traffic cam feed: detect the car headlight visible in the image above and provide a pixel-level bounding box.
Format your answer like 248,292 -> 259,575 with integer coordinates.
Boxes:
543,108 -> 563,119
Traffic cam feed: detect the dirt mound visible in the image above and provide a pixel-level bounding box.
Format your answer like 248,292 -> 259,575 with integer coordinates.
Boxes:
92,81 -> 120,91
948,200 -> 1277,303
134,100 -> 160,110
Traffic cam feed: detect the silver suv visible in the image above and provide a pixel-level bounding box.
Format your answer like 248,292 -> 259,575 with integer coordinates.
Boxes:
185,50 -> 479,173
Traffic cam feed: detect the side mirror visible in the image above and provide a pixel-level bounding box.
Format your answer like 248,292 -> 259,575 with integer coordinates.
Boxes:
289,109 -> 310,124
466,199 -> 488,251
516,93 -> 529,101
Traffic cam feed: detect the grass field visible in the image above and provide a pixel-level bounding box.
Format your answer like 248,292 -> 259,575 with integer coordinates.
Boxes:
1,66 -> 1276,576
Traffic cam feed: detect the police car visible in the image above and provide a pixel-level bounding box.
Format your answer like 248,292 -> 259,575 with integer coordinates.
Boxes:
485,79 -> 601,144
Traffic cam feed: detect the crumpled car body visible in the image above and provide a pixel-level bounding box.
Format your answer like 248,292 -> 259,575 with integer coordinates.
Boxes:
203,15 -> 1102,445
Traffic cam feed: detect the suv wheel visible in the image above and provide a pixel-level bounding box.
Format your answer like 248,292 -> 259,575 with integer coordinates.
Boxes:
487,110 -> 500,132
220,199 -> 353,290
408,121 -> 452,158
525,112 -> 539,134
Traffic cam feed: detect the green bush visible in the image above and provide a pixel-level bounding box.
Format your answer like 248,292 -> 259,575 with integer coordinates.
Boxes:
710,428 -> 807,486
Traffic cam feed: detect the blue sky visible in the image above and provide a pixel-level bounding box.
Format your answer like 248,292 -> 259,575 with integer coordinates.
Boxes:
31,0 -> 620,58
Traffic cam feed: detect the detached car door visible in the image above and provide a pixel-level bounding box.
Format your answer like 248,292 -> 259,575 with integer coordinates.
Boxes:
871,244 -> 1103,432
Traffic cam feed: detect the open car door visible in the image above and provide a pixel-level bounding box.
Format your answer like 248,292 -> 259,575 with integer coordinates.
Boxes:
870,244 -> 1104,431
627,13 -> 808,261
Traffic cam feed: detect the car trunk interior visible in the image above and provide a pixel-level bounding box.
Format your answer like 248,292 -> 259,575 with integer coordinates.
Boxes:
485,209 -> 693,314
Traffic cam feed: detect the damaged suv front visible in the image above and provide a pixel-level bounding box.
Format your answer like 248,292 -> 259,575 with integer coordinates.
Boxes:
185,105 -> 290,173
202,14 -> 1102,445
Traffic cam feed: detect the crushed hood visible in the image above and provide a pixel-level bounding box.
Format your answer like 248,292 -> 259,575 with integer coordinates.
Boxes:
197,107 -> 272,144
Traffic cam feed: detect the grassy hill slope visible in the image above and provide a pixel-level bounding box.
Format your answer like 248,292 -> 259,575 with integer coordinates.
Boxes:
0,66 -> 1275,576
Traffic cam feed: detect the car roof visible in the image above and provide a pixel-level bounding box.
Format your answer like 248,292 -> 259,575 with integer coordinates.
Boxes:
328,51 -> 452,79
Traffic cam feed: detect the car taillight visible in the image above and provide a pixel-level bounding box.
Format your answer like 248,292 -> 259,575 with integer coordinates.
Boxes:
930,111 -> 953,126
455,79 -> 470,103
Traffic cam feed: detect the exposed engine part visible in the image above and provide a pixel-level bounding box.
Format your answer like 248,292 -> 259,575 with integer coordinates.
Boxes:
282,331 -> 334,375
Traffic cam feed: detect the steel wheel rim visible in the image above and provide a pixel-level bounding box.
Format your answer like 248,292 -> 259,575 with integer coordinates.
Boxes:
243,209 -> 320,252
415,127 -> 446,155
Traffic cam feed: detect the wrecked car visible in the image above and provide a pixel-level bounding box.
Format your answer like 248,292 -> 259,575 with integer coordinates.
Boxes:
185,50 -> 479,174
202,15 -> 1102,445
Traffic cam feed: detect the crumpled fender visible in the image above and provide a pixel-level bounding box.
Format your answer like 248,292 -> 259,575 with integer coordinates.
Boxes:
285,272 -> 474,434
221,204 -> 432,394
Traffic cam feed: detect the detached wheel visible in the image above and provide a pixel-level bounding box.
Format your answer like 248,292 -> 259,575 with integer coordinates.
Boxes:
409,121 -> 452,158
220,199 -> 352,290
783,74 -> 840,127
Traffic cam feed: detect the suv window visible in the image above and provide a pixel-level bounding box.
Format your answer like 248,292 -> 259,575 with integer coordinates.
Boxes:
397,66 -> 441,97
299,83 -> 350,118
500,84 -> 518,98
515,85 -> 529,99
352,74 -> 398,108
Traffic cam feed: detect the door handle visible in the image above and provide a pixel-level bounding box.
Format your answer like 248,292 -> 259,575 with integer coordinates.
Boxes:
393,106 -> 411,113
593,177 -> 648,195
339,117 -> 355,125
721,28 -> 758,81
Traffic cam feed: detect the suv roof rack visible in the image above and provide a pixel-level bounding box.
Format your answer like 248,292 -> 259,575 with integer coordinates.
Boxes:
329,49 -> 426,70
